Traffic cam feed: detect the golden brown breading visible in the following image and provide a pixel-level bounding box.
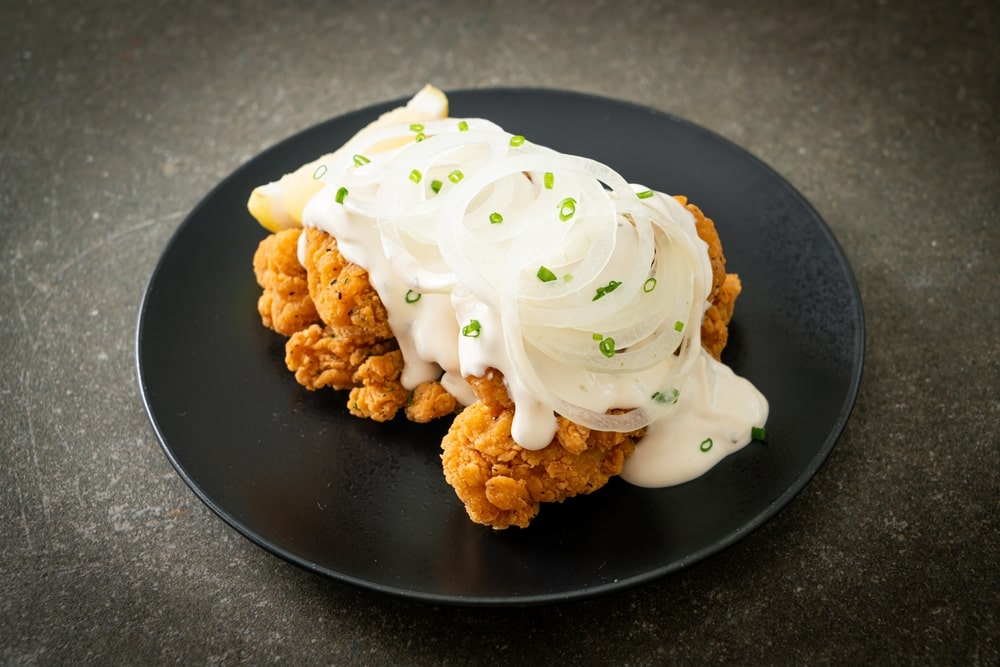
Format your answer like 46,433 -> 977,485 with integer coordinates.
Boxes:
347,350 -> 411,421
252,228 -> 320,336
406,381 -> 460,423
285,323 -> 396,392
676,195 -> 740,361
701,273 -> 742,361
300,227 -> 393,339
441,371 -> 642,529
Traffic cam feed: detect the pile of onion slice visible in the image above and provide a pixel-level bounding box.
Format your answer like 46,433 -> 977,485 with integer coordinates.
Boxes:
308,117 -> 714,447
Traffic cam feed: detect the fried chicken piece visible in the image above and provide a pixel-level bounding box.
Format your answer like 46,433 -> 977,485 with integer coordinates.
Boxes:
441,371 -> 642,529
252,228 -> 320,335
300,227 -> 393,339
347,350 -> 460,423
675,195 -> 741,361
702,273 -> 742,360
406,381 -> 460,423
285,323 -> 396,391
440,200 -> 743,528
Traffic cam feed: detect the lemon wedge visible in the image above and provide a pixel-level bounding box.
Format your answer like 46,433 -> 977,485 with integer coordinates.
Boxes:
248,85 -> 449,232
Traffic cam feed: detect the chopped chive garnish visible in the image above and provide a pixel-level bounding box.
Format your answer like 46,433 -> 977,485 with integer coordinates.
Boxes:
352,154 -> 370,167
462,319 -> 481,337
334,186 -> 348,204
592,279 -> 622,301
448,169 -> 464,184
430,179 -> 443,194
409,169 -> 423,183
312,164 -> 328,180
598,337 -> 616,358
543,172 -> 554,189
458,120 -> 469,131
751,426 -> 767,440
409,123 -> 424,132
509,134 -> 526,146
700,438 -> 713,452
592,333 -> 604,341
636,189 -> 654,199
651,388 -> 680,405
415,132 -> 426,142
405,290 -> 421,304
536,266 -> 557,282
643,277 -> 657,292
489,211 -> 504,224
674,320 -> 685,332
558,197 -> 577,221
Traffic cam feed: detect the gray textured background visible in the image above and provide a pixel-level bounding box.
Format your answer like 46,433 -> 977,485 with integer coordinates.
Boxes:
2,0 -> 997,663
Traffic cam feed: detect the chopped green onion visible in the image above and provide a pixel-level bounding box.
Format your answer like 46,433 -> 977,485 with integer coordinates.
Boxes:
598,337 -> 616,358
651,388 -> 680,405
558,197 -> 577,221
643,277 -> 657,292
461,319 -> 481,337
334,186 -> 348,204
489,211 -> 504,224
563,273 -> 573,282
543,172 -> 554,189
409,169 -> 422,183
536,265 -> 557,282
636,189 -> 654,199
415,132 -> 426,142
592,333 -> 604,341
352,154 -> 370,167
509,134 -> 526,146
312,164 -> 328,180
430,179 -> 443,194
458,120 -> 469,131
674,320 -> 685,332
405,290 -> 421,304
592,279 -> 622,301
751,426 -> 767,441
700,438 -> 713,452
409,123 -> 424,132
448,169 -> 464,184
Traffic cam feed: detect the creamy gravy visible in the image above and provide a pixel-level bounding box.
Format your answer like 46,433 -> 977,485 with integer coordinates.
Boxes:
297,118 -> 768,485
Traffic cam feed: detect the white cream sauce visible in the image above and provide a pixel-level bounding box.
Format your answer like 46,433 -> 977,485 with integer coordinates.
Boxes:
296,117 -> 768,486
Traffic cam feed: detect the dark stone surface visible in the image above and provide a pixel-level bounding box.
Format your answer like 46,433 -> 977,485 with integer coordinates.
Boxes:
2,0 -> 996,663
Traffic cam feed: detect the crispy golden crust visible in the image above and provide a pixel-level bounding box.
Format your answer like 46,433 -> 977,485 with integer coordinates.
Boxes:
285,323 -> 396,391
300,227 -> 394,338
441,371 -> 641,529
252,229 -> 320,336
676,195 -> 740,361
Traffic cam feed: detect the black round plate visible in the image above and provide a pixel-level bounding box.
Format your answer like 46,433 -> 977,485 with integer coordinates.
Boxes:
136,88 -> 864,606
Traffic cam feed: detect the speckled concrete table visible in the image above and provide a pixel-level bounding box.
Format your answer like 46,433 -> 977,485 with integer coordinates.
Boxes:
2,0 -> 997,664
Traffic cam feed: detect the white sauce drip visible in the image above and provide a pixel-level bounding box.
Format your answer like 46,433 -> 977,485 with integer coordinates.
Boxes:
295,117 -> 768,486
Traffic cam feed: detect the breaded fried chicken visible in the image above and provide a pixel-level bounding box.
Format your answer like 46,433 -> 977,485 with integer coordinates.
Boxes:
441,372 -> 642,529
440,198 -> 741,528
254,226 -> 457,422
252,228 -> 320,336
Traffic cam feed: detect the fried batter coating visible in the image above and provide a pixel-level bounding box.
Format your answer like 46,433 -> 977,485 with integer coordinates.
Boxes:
441,371 -> 641,529
676,195 -> 740,361
702,274 -> 742,360
406,381 -> 460,423
300,227 -> 393,338
285,323 -> 396,391
252,228 -> 320,336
